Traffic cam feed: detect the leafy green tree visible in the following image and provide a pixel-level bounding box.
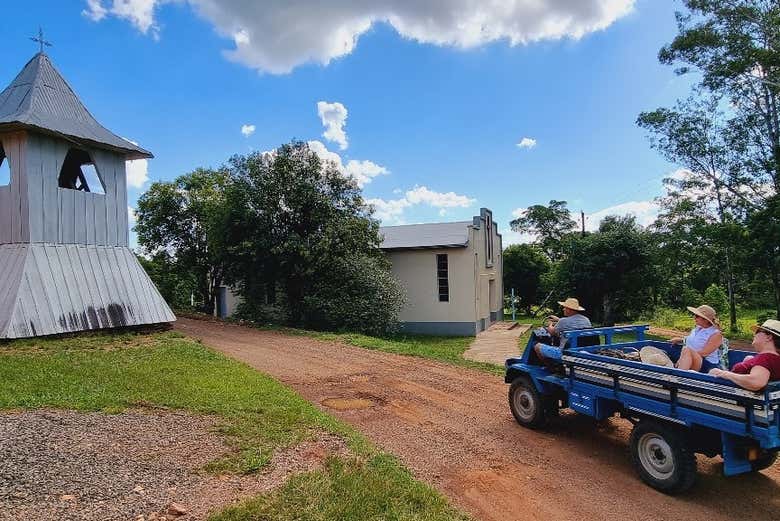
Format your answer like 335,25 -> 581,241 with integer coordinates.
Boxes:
137,252 -> 197,310
502,244 -> 551,313
509,200 -> 577,260
703,283 -> 729,317
135,168 -> 231,314
638,97 -> 746,331
223,141 -> 403,333
659,0 -> 780,193
556,216 -> 657,325
747,194 -> 780,317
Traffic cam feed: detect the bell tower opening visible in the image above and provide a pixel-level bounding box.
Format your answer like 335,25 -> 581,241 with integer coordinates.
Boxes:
0,143 -> 9,186
58,147 -> 105,194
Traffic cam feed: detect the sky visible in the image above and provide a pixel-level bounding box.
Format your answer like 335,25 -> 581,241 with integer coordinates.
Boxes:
0,1 -> 697,247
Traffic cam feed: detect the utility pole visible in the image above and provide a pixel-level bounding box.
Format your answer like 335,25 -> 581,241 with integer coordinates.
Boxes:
581,210 -> 586,236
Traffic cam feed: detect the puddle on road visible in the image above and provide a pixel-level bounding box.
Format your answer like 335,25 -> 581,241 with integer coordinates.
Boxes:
321,397 -> 375,410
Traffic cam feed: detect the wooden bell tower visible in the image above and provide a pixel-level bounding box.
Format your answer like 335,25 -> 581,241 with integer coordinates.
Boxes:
0,51 -> 175,338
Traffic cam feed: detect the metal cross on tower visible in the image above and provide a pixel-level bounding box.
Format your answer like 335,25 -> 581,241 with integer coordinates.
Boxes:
30,27 -> 52,54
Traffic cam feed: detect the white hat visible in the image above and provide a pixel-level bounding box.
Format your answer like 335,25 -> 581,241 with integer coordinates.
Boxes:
640,346 -> 674,368
557,297 -> 585,312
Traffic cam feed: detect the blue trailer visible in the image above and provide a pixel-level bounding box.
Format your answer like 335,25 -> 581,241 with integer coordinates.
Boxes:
505,325 -> 780,494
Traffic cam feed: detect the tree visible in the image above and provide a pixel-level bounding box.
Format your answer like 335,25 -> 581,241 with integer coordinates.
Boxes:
555,216 -> 657,325
509,200 -> 577,260
502,244 -> 551,313
747,193 -> 780,317
137,252 -> 197,310
659,0 -> 780,193
135,168 -> 230,314
638,97 -> 745,331
223,141 -> 403,333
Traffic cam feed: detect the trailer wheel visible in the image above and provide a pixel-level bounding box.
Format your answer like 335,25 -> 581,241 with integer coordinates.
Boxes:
508,376 -> 547,429
751,452 -> 778,472
630,420 -> 697,494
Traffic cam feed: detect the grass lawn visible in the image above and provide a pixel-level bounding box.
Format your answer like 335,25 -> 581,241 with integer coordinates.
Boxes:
257,325 -> 504,376
0,331 -> 470,521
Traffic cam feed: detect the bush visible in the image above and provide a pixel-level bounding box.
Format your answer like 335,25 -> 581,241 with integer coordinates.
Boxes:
703,284 -> 729,316
301,254 -> 405,336
234,301 -> 289,325
680,287 -> 703,307
644,306 -> 680,328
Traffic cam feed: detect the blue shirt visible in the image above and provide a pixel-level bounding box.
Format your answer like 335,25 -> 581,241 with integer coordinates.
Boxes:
685,325 -> 721,364
555,314 -> 592,347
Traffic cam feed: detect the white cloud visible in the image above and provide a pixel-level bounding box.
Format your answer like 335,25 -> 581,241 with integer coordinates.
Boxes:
122,137 -> 150,188
85,1 -> 636,74
84,0 -> 161,37
503,229 -> 535,246
307,140 -> 388,188
240,123 -> 256,137
368,185 -> 475,224
128,206 -> 137,224
317,101 -> 348,150
511,207 -> 527,219
405,185 -> 475,208
516,137 -> 537,149
585,200 -> 660,231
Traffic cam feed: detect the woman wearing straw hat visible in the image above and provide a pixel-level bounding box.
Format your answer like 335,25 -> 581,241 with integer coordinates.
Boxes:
709,319 -> 780,391
670,305 -> 723,373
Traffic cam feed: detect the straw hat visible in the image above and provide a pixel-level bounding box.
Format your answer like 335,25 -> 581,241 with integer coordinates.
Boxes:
751,319 -> 780,338
686,304 -> 720,328
557,297 -> 585,312
640,346 -> 674,368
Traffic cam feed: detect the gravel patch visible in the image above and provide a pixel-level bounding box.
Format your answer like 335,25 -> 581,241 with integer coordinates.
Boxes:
0,409 -> 347,520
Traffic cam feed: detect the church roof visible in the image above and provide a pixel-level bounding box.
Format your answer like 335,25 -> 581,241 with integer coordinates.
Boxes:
0,53 -> 152,159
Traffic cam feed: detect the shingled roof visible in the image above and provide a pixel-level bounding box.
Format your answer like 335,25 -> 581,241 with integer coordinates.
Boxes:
379,221 -> 471,250
0,53 -> 152,159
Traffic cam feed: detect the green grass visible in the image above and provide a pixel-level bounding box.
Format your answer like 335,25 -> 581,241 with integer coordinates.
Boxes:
0,331 -> 470,520
264,326 -> 505,375
211,454 -> 469,521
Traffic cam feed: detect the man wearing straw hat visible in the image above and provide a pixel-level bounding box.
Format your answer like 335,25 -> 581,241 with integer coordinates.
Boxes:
534,297 -> 592,362
709,319 -> 780,391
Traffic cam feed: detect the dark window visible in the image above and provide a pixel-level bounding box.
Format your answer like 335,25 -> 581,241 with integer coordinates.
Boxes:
0,143 -> 9,186
485,213 -> 494,267
437,254 -> 449,302
58,148 -> 105,194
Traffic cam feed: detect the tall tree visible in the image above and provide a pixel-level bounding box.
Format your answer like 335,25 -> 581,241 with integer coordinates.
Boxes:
638,97 -> 745,331
502,244 -> 551,313
660,0 -> 780,193
509,200 -> 577,260
135,168 -> 230,314
223,141 -> 403,331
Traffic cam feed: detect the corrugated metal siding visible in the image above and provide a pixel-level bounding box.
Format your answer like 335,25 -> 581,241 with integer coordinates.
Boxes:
0,133 -> 129,247
379,222 -> 471,249
0,243 -> 176,339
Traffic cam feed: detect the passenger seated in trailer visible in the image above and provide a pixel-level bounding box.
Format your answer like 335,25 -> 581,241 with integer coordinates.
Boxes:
709,319 -> 780,391
669,305 -> 723,373
534,298 -> 592,362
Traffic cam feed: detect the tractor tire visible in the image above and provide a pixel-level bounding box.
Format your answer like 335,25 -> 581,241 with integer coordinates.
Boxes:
629,419 -> 697,494
508,376 -> 547,429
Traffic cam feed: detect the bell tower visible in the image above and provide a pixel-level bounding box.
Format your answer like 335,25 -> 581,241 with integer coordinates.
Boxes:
0,52 -> 175,338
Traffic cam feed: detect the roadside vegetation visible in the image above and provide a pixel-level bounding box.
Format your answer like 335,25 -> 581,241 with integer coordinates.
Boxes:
0,331 -> 470,520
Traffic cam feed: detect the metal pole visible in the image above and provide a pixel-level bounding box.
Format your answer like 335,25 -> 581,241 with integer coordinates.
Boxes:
511,287 -> 516,321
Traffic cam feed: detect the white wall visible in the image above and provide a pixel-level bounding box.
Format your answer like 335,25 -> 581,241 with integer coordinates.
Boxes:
386,247 -> 476,324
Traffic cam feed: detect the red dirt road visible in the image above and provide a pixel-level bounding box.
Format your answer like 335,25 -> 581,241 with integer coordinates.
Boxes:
175,318 -> 779,521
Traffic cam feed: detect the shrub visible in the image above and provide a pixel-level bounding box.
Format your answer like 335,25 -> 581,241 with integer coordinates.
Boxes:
301,254 -> 405,336
680,287 -> 703,307
703,284 -> 729,317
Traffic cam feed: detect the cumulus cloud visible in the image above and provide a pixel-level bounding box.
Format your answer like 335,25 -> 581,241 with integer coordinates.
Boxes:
317,101 -> 348,149
240,123 -> 256,137
516,137 -> 537,149
122,137 -> 150,188
307,140 -> 388,187
405,185 -> 475,208
511,207 -> 527,219
84,0 -> 636,74
585,200 -> 660,231
128,206 -> 137,224
367,185 -> 476,224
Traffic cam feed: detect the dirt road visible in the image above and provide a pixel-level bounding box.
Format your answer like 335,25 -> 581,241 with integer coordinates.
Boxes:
175,318 -> 779,521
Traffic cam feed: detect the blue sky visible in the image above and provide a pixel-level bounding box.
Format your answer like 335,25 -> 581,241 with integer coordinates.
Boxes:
1,1 -> 695,246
